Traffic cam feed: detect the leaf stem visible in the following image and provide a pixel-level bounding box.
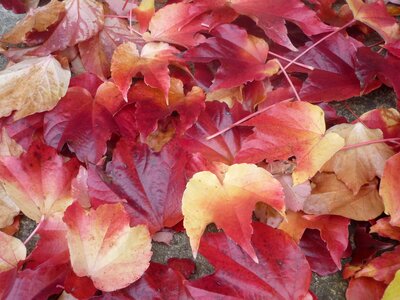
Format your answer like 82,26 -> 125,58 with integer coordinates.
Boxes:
341,137 -> 400,151
276,59 -> 301,101
269,51 -> 314,71
24,215 -> 44,245
284,19 -> 356,70
206,98 -> 294,140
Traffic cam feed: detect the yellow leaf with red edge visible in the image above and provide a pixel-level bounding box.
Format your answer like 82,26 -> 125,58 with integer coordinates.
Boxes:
236,101 -> 345,185
380,152 -> 400,226
0,231 -> 26,272
182,163 -> 285,262
111,42 -> 179,100
322,123 -> 395,194
133,0 -> 155,33
63,202 -> 152,292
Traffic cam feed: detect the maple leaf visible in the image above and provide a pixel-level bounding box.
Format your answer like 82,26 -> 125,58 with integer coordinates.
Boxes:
0,0 -> 38,13
236,101 -> 345,185
380,152 -> 400,226
128,78 -> 205,140
322,123 -> 395,194
225,0 -> 332,51
180,101 -> 250,165
347,0 -> 400,43
187,222 -> 311,299
184,24 -> 279,90
0,141 -> 79,222
0,189 -> 19,229
276,174 -> 311,212
1,0 -> 65,44
111,41 -> 179,100
346,277 -> 386,300
0,231 -> 26,272
78,16 -> 144,80
370,217 -> 400,241
304,172 -> 384,221
182,163 -> 285,262
133,0 -> 155,33
104,138 -> 187,233
383,270 -> 400,300
44,84 -> 121,163
28,0 -> 104,56
0,56 -> 70,120
63,202 -> 152,292
279,211 -> 349,271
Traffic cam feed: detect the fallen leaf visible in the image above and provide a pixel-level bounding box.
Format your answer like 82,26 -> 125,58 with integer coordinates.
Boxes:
380,152 -> 400,226
104,139 -> 187,233
63,202 -> 152,292
304,172 -> 384,221
184,24 -> 279,90
236,101 -> 345,185
370,217 -> 400,241
0,141 -> 79,222
0,56 -> 70,120
322,123 -> 395,194
186,222 -> 311,299
1,0 -> 65,44
346,277 -> 386,300
0,231 -> 26,272
111,41 -> 179,100
29,0 -> 104,56
182,163 -> 285,261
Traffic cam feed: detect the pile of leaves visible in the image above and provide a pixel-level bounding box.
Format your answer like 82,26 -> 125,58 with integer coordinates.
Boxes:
2,0 -> 400,298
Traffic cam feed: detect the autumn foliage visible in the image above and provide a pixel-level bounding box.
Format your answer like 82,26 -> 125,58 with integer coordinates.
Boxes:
1,0 -> 400,299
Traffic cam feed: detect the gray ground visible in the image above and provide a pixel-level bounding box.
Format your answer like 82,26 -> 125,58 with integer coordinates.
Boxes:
1,5 -> 398,299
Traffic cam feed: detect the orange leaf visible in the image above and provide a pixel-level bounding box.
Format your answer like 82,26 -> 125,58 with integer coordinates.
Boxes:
111,42 -> 179,100
0,231 -> 26,272
322,123 -> 395,194
182,163 -> 285,262
236,101 -> 345,185
304,172 -> 383,221
63,202 -> 152,292
380,152 -> 400,226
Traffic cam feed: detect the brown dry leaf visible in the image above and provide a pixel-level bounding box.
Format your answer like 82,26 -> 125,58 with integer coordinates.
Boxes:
322,123 -> 395,194
0,56 -> 71,120
304,172 -> 383,221
1,0 -> 65,44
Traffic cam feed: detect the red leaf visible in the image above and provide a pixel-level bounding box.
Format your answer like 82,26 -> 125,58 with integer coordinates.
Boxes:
184,24 -> 279,90
44,84 -> 122,163
180,101 -> 250,165
64,270 -> 97,299
187,222 -> 311,299
346,277 -> 386,300
103,139 -> 187,233
227,0 -> 333,50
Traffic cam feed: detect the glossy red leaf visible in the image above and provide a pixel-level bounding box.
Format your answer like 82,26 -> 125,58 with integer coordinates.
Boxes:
103,138 -> 187,233
44,84 -> 121,163
184,24 -> 279,90
180,101 -> 250,165
187,222 -> 311,299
